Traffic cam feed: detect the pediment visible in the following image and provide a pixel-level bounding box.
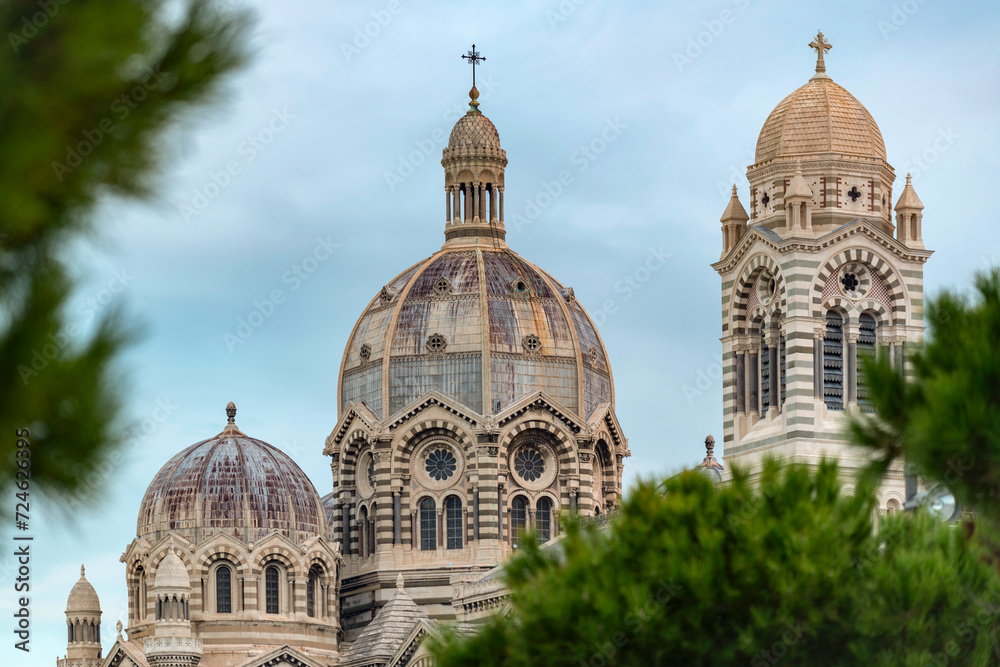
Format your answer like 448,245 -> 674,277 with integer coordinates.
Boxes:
325,402 -> 380,451
386,390 -> 483,431
587,403 -> 629,455
235,644 -> 325,667
496,391 -> 586,435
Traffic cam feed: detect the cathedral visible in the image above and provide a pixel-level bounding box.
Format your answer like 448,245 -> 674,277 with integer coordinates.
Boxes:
57,34 -> 928,667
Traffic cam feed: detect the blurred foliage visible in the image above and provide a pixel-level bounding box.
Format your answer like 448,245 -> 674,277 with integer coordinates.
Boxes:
852,268 -> 1000,554
432,463 -> 1000,666
0,0 -> 250,509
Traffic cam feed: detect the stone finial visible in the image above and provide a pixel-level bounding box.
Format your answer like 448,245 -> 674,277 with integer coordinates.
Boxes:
226,402 -> 237,424
720,185 -> 749,224
396,573 -> 405,590
80,564 -> 85,578
116,620 -> 123,638
705,435 -> 715,457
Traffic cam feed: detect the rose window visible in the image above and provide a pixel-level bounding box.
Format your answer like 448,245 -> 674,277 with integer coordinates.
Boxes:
433,277 -> 452,295
841,272 -> 859,292
522,334 -> 542,353
360,343 -> 371,363
425,448 -> 457,481
514,448 -> 545,482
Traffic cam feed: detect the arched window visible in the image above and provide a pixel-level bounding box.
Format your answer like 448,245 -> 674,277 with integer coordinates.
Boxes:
857,313 -> 877,412
358,506 -> 368,559
264,565 -> 280,614
511,496 -> 527,549
215,565 -> 232,613
824,311 -> 844,410
307,566 -> 321,618
445,496 -> 463,550
536,497 -> 553,542
419,498 -> 436,551
135,565 -> 146,622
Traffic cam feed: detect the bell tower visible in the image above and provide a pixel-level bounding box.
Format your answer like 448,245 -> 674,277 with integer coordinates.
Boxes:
712,33 -> 933,511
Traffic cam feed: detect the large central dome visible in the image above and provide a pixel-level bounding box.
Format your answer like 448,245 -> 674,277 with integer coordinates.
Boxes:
338,247 -> 613,421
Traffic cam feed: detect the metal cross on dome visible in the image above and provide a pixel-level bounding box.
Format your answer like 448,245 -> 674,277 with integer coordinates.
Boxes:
462,44 -> 485,87
809,30 -> 832,73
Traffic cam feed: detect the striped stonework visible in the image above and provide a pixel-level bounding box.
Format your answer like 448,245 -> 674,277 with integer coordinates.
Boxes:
325,390 -> 628,640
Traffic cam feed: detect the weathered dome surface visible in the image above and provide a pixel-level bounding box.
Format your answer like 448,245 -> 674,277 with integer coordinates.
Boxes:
755,76 -> 886,164
153,551 -> 190,590
448,112 -> 501,150
321,491 -> 337,530
137,425 -> 325,545
67,565 -> 101,614
339,247 -> 613,421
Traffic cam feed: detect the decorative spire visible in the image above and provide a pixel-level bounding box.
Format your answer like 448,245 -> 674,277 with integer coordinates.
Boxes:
720,185 -> 749,224
116,620 -> 123,638
809,30 -> 832,75
396,573 -> 405,590
462,44 -> 485,114
894,173 -> 925,212
226,401 -> 236,424
786,160 -> 813,199
80,564 -> 85,578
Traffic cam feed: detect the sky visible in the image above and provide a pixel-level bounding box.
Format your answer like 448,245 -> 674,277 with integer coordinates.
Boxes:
5,1 -> 1000,665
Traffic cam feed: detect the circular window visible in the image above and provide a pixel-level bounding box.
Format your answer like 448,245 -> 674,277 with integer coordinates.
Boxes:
412,441 -> 464,490
426,333 -> 447,353
588,345 -> 598,366
514,448 -> 544,481
839,263 -> 870,300
511,278 -> 530,294
757,271 -> 776,305
509,438 -> 557,490
425,447 -> 457,481
761,192 -> 770,207
433,277 -> 452,295
360,343 -> 371,363
847,186 -> 862,203
522,334 -> 542,353
357,451 -> 376,499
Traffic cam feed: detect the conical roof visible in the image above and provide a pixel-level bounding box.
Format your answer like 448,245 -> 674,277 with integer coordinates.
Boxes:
342,575 -> 429,666
894,173 -> 924,211
66,565 -> 101,614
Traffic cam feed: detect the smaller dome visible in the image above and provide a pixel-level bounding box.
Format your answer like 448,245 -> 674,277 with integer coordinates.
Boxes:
67,565 -> 101,614
154,551 -> 190,590
755,75 -> 886,164
448,112 -> 501,150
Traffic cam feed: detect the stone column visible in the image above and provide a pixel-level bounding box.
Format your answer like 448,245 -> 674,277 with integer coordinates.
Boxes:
735,349 -> 746,413
452,187 -> 460,224
499,186 -> 504,224
445,187 -> 451,224
472,486 -> 480,541
464,184 -> 472,222
392,489 -> 401,545
472,182 -> 480,224
846,331 -> 859,406
410,511 -> 417,549
767,333 -> 780,417
488,187 -> 495,223
436,508 -> 443,549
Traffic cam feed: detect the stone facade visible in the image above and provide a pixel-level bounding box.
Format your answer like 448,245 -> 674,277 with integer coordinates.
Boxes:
712,33 -> 932,510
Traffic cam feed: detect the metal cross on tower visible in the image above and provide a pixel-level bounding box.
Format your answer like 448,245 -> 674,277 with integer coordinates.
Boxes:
462,44 -> 485,87
809,31 -> 832,73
